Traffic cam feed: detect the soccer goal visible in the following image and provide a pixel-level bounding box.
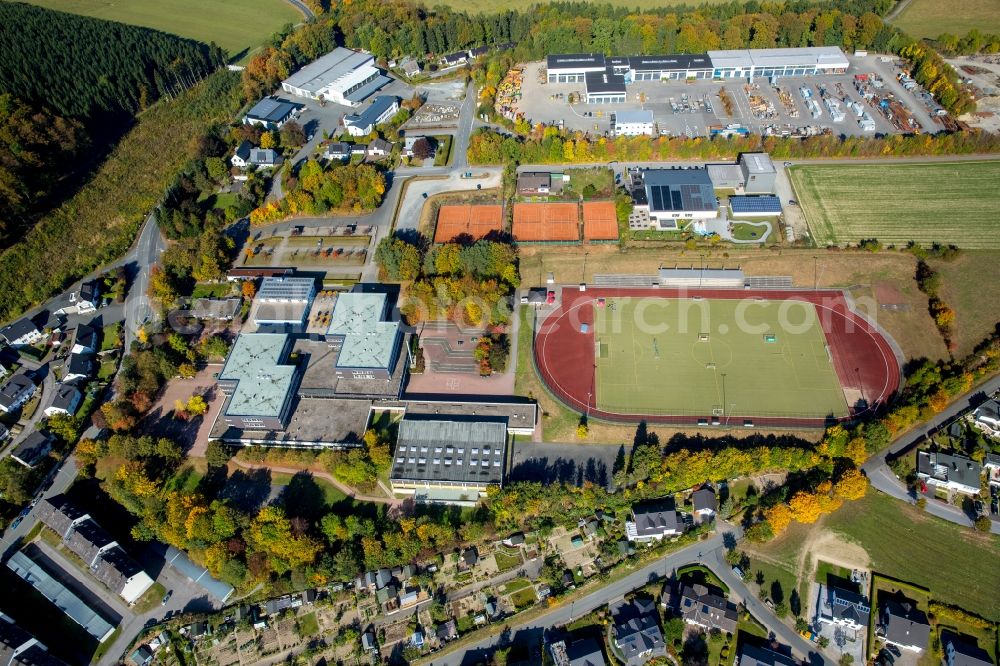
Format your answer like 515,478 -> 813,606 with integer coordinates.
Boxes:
699,333 -> 710,341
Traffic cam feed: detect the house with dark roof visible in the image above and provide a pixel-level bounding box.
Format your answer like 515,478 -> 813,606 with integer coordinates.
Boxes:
880,599 -> 931,652
549,636 -> 607,666
517,172 -> 564,196
323,142 -> 351,161
610,599 -> 666,666
71,324 -> 98,355
0,319 -> 43,348
344,96 -> 399,137
128,645 -> 153,666
917,450 -> 982,496
436,619 -> 458,642
245,97 -> 298,129
36,496 -> 90,538
944,635 -> 993,666
817,584 -> 870,633
673,583 -> 738,635
367,138 -> 393,158
461,546 -> 479,569
231,141 -> 282,171
10,431 -> 52,469
63,353 -> 93,384
0,613 -> 68,666
972,399 -> 1000,434
0,373 -> 37,413
442,51 -> 468,67
76,280 -> 100,313
691,487 -> 717,522
626,498 -> 682,542
44,384 -> 81,418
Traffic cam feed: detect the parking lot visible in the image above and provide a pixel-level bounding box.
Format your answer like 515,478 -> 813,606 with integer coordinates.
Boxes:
516,54 -> 941,138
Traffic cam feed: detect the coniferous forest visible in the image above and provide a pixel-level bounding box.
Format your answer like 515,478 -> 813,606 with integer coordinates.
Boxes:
0,2 -> 224,124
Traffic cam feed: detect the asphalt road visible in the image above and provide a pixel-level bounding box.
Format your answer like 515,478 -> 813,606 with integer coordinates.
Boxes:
863,375 -> 1000,534
123,214 -> 167,350
423,525 -> 833,666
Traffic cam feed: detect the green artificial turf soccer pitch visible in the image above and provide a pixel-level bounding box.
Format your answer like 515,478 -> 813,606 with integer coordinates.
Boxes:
593,297 -> 849,419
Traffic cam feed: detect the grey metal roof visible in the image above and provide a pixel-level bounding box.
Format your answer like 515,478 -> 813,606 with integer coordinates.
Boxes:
658,268 -> 745,282
164,546 -> 234,602
631,499 -> 680,537
249,149 -> 281,166
344,75 -> 392,104
628,54 -> 712,71
246,97 -> 297,124
258,277 -> 315,302
708,46 -> 849,70
740,152 -> 776,174
282,47 -> 374,95
883,600 -> 931,650
191,298 -> 240,320
639,168 -> 716,213
344,96 -> 399,130
327,292 -> 401,370
218,334 -> 296,419
391,416 -> 507,486
5,551 -> 116,643
615,110 -> 653,124
737,644 -> 799,666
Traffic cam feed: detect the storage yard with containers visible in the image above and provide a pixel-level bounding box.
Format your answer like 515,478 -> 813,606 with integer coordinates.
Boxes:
512,51 -> 945,137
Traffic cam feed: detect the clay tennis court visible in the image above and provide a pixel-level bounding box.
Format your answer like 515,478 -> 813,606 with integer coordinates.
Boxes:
434,205 -> 504,243
533,287 -> 901,428
512,202 -> 580,242
582,201 -> 619,241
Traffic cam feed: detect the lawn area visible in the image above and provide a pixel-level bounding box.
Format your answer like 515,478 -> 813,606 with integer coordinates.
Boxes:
814,560 -> 853,585
298,611 -> 320,638
827,493 -> 1000,619
200,191 -> 239,211
890,0 -> 1000,39
932,251 -> 1000,356
191,282 -> 234,298
731,221 -> 772,242
99,322 -> 121,352
165,463 -> 205,494
285,235 -> 370,247
564,167 -> 615,199
97,358 -> 118,380
677,564 -> 729,594
788,162 -> 1000,248
19,0 -> 304,59
594,297 -> 848,419
271,472 -> 348,506
509,585 -> 538,610
503,578 -> 532,593
494,550 -> 523,573
434,135 -> 453,167
133,581 -> 167,614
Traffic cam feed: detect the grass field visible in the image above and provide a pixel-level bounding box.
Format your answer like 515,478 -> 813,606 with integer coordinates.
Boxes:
19,0 -> 303,58
594,298 -> 848,419
789,162 -> 1000,249
891,0 -> 1000,40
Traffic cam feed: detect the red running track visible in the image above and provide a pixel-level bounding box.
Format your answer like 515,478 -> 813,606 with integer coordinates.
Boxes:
532,287 -> 902,429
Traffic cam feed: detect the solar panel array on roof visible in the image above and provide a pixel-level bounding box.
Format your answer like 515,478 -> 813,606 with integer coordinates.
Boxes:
730,195 -> 782,214
641,169 -> 717,214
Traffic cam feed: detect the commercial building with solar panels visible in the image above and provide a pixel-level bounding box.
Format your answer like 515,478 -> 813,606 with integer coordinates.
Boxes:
326,291 -> 402,381
217,333 -> 300,431
629,168 -> 719,229
389,416 -> 508,505
253,276 -> 316,332
729,195 -> 782,217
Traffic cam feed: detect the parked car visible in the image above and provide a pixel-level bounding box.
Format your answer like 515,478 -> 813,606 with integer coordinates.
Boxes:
887,645 -> 902,658
161,590 -> 173,606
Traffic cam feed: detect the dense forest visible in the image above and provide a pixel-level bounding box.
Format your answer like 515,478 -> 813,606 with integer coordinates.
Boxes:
0,95 -> 87,237
0,3 -> 224,125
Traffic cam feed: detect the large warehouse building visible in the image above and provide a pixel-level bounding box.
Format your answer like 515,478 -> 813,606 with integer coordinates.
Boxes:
547,47 -> 849,104
281,47 -> 391,106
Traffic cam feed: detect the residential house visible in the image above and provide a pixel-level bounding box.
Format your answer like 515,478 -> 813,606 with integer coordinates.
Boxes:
322,142 -> 351,161
944,636 -> 993,666
367,138 -> 393,158
917,450 -> 982,496
626,498 -> 682,542
63,353 -> 93,384
361,630 -> 377,652
461,547 -> 479,569
128,646 -> 153,666
972,399 -> 1000,435
10,432 -> 52,469
400,588 -> 419,608
43,384 -> 82,418
610,599 -> 666,666
503,533 -> 525,547
231,141 -> 283,170
231,140 -> 253,168
76,281 -> 100,313
550,636 -> 607,666
72,324 -> 98,355
148,631 -> 170,652
817,584 -> 870,634
0,373 -> 37,413
628,167 -> 718,229
375,584 -> 399,612
400,57 -> 421,77
435,619 -> 457,642
0,613 -> 69,666
880,599 -> 931,653
0,319 -> 43,348
691,487 -> 717,522
468,45 -> 490,59
442,52 -> 467,67
984,453 -> 1000,487
673,583 -> 738,635
350,144 -> 367,156
737,643 -> 799,666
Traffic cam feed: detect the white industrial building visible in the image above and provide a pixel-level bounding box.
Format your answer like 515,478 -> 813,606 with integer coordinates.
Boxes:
281,47 -> 391,106
707,46 -> 849,79
614,109 -> 654,136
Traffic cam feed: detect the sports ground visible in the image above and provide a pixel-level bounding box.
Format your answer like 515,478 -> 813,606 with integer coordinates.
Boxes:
534,287 -> 901,427
594,297 -> 848,419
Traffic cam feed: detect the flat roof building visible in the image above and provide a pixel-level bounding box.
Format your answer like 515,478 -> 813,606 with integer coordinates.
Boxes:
546,54 -> 607,82
585,69 -> 627,104
739,152 -> 777,193
344,96 -> 400,137
630,168 -> 718,228
658,267 -> 745,287
729,195 -> 782,217
390,416 -> 508,505
708,46 -> 849,79
326,291 -> 402,381
217,333 -> 299,432
281,47 -> 390,106
6,551 -> 116,643
614,109 -> 654,136
254,276 -> 316,332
